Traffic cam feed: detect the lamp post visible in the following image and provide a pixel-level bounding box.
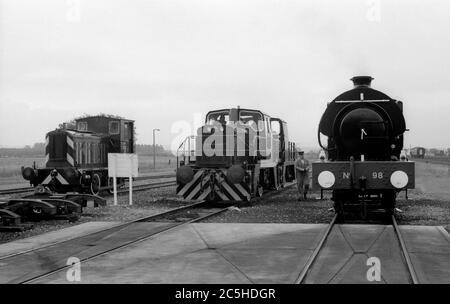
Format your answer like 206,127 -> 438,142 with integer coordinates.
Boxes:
152,128 -> 160,169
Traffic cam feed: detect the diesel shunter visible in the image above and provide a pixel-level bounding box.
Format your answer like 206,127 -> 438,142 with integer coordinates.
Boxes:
21,115 -> 135,195
176,108 -> 297,201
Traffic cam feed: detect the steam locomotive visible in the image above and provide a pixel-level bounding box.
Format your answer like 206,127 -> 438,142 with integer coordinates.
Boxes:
312,76 -> 415,215
176,108 -> 297,201
21,115 -> 135,195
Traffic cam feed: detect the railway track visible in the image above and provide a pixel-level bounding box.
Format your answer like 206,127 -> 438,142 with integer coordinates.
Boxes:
0,179 -> 176,198
0,187 -> 34,196
0,200 -> 231,284
295,213 -> 419,284
116,179 -> 176,194
0,174 -> 176,196
391,215 -> 419,284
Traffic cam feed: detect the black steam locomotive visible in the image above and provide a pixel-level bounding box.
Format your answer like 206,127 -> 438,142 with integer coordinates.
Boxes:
312,76 -> 415,215
21,115 -> 135,195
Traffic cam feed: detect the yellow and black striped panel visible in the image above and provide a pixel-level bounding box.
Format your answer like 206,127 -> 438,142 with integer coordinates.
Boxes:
214,170 -> 251,201
176,169 -> 251,201
176,170 -> 212,201
66,135 -> 75,166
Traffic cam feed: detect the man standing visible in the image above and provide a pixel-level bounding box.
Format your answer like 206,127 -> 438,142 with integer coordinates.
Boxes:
295,150 -> 310,201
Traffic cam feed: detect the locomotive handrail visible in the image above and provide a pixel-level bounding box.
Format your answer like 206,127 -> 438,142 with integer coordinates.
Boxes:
317,129 -> 336,152
176,135 -> 196,168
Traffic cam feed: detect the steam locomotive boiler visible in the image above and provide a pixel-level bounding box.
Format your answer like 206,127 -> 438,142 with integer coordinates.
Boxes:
312,76 -> 415,215
176,108 -> 297,201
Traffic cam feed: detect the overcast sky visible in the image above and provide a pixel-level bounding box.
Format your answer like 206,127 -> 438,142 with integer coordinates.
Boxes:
1,0 -> 449,150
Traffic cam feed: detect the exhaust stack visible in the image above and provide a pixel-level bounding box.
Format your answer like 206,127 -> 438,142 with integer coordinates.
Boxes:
351,76 -> 374,88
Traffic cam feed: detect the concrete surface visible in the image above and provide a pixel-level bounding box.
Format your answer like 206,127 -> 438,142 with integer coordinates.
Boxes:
31,223 -> 327,283
0,221 -> 121,259
400,225 -> 450,284
0,222 -> 176,283
24,223 -> 450,284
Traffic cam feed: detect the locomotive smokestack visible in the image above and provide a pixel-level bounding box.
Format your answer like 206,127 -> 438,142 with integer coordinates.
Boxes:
351,76 -> 374,88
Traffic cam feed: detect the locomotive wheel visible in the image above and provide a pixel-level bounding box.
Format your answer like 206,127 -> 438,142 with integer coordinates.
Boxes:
90,174 -> 101,196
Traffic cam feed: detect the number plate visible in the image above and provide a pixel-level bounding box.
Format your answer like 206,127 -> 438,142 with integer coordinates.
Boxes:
312,161 -> 415,190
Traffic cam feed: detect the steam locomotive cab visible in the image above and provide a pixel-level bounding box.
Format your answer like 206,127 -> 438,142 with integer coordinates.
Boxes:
176,108 -> 296,201
312,76 -> 415,215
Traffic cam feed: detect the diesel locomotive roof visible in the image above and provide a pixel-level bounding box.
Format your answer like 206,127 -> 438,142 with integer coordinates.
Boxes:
75,115 -> 134,122
206,108 -> 267,115
205,108 -> 274,122
46,128 -> 102,139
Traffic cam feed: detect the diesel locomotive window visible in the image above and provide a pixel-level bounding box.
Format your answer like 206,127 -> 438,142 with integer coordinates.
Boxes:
77,121 -> 88,131
206,111 -> 230,125
271,120 -> 281,134
109,121 -> 120,134
240,111 -> 263,131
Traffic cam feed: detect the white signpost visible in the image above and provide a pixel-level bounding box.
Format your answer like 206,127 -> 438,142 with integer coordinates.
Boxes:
108,153 -> 139,206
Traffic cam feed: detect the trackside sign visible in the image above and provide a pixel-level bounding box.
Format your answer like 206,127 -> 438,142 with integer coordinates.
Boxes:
108,153 -> 138,178
108,153 -> 138,206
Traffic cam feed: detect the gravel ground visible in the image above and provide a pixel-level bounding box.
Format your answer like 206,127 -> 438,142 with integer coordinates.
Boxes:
396,199 -> 450,233
203,187 -> 335,224
1,181 -> 449,244
203,187 -> 450,233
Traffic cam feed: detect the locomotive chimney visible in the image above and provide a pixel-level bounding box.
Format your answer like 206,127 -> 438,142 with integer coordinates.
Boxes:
351,76 -> 374,88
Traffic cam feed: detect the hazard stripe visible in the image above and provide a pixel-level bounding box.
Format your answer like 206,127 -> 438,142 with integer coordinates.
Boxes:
66,136 -> 74,149
185,182 -> 202,200
215,189 -> 229,200
41,172 -> 69,185
197,187 -> 212,201
45,136 -> 49,163
67,153 -> 75,166
185,175 -> 210,200
56,174 -> 69,185
177,170 -> 203,196
217,176 -> 241,201
234,183 -> 250,201
42,174 -> 52,184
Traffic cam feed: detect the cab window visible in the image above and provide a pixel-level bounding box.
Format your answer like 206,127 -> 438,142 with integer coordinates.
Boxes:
240,111 -> 263,131
206,111 -> 230,125
109,121 -> 120,134
77,121 -> 88,131
271,120 -> 281,134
